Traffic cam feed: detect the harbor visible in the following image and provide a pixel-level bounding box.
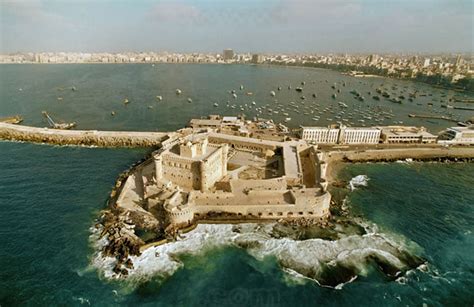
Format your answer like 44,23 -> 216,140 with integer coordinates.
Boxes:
1,63 -> 473,306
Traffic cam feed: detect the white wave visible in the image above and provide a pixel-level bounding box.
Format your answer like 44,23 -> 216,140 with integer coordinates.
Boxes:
72,297 -> 90,305
348,175 -> 369,191
91,222 -> 420,287
335,275 -> 358,290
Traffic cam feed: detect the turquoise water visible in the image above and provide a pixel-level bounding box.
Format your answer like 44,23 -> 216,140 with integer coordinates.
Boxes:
0,64 -> 473,306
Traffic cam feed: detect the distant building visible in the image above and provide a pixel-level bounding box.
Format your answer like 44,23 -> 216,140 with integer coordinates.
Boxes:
423,58 -> 431,67
223,49 -> 234,61
378,126 -> 437,144
368,54 -> 379,65
438,126 -> 474,145
251,54 -> 263,64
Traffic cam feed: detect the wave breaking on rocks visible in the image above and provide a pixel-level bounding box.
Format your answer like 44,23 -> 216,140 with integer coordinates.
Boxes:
90,218 -> 425,289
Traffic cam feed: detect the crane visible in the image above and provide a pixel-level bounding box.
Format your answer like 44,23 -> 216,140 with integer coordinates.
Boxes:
42,111 -> 76,129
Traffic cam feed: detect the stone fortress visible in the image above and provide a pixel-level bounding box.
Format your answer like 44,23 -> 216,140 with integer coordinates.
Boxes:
150,130 -> 330,227
113,120 -> 332,233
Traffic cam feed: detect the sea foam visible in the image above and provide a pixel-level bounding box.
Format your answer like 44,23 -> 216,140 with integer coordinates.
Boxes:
348,175 -> 369,191
91,221 -> 423,288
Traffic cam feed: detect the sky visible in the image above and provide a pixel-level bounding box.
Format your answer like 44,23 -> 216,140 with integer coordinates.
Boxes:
0,0 -> 472,54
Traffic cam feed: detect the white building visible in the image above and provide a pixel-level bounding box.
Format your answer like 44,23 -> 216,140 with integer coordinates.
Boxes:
379,126 -> 437,144
300,125 -> 380,144
339,127 -> 380,144
300,126 -> 339,144
438,126 -> 474,145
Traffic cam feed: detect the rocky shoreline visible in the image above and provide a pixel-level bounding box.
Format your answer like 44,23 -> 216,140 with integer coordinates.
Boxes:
93,148 -> 474,278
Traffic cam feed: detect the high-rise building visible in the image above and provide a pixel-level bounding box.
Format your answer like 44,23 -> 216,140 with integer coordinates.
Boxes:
368,54 -> 379,65
423,58 -> 430,67
223,49 -> 234,61
251,54 -> 263,64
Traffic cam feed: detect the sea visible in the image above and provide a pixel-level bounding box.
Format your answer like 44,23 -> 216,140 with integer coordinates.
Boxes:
0,64 -> 473,306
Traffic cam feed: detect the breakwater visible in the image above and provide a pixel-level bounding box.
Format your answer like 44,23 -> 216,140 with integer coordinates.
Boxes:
328,147 -> 474,163
0,122 -> 172,147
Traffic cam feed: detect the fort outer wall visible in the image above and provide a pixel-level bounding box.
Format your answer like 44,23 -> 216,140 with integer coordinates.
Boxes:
0,122 -> 172,147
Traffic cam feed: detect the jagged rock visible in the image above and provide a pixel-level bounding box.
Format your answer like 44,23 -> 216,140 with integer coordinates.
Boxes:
112,263 -> 121,274
125,259 -> 134,269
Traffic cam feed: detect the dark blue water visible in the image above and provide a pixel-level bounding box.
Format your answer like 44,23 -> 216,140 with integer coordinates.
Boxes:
0,64 -> 473,306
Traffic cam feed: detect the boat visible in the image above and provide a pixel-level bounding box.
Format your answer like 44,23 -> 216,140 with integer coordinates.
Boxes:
187,98 -> 193,103
246,92 -> 253,96
0,115 -> 23,124
372,95 -> 380,100
123,98 -> 130,104
156,95 -> 163,101
240,85 -> 244,90
295,87 -> 303,92
111,111 -> 116,116
312,93 -> 317,98
232,93 -> 237,99
176,89 -> 182,95
251,101 -> 256,105
277,86 -> 282,91
284,117 -> 291,122
213,103 -> 219,107
270,91 -> 276,97
332,94 -> 337,99
42,111 -> 76,129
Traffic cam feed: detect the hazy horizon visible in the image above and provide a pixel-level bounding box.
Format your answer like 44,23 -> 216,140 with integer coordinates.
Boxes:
1,0 -> 473,54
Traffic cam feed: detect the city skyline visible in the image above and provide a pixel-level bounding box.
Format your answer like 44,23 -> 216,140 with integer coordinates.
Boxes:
1,0 -> 472,54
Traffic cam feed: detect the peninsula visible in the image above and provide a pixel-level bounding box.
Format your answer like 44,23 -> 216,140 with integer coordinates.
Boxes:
1,116 -> 473,277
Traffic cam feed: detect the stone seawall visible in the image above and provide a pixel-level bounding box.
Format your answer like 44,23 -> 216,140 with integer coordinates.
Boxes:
328,147 -> 474,163
0,122 -> 172,147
